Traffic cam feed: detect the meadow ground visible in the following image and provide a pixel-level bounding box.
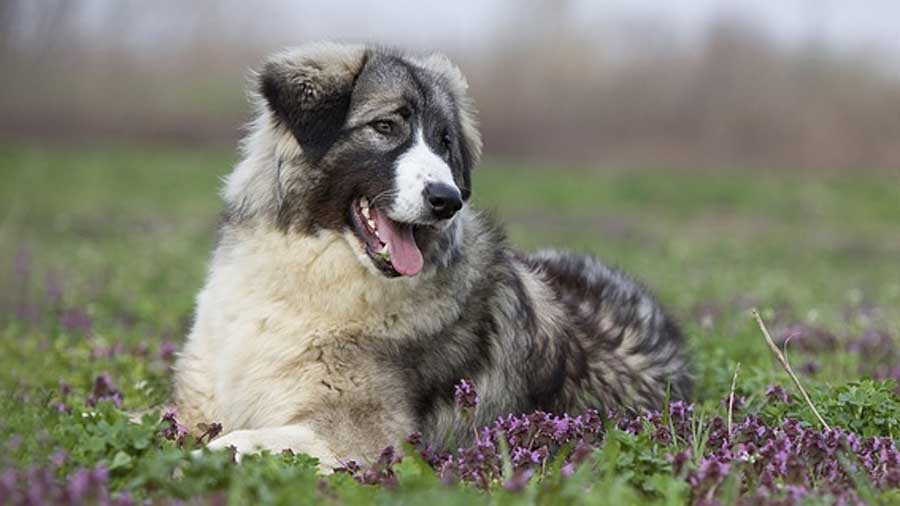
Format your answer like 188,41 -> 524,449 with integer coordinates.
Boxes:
1,144 -> 898,505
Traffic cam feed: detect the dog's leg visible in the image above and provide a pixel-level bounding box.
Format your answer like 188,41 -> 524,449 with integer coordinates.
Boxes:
203,424 -> 338,469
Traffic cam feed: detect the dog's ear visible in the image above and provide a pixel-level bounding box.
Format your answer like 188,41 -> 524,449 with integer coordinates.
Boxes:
413,53 -> 482,200
258,43 -> 368,161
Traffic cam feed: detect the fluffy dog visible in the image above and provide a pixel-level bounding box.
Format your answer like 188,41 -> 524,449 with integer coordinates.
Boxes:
173,42 -> 691,468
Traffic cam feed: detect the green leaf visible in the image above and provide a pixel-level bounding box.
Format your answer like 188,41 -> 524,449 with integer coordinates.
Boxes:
109,450 -> 133,471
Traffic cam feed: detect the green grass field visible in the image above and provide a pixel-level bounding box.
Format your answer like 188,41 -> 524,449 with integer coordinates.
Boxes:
1,144 -> 899,505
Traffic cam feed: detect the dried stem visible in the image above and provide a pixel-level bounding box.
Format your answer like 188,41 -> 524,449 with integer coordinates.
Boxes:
752,309 -> 830,431
727,362 -> 741,435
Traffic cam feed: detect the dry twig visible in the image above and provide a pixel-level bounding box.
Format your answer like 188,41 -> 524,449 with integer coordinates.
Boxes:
727,362 -> 741,435
752,309 -> 830,431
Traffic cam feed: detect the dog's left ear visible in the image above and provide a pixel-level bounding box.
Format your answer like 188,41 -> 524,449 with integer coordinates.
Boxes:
258,43 -> 368,161
413,53 -> 482,200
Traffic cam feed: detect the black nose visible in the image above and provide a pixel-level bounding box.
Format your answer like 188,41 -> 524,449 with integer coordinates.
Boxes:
423,182 -> 463,220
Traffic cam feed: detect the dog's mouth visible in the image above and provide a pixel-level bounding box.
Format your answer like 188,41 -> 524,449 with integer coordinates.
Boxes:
349,197 -> 424,277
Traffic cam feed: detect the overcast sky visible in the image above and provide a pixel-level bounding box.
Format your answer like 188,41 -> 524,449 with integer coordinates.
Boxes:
258,0 -> 900,54
586,0 -> 900,50
20,0 -> 900,66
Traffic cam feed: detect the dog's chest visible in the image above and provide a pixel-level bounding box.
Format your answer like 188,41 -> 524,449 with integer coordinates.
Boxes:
213,311 -> 380,428
196,228 -> 424,430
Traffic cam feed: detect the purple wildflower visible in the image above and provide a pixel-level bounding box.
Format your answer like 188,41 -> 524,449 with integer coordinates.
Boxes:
60,309 -> 93,335
113,493 -> 135,506
0,464 -> 131,505
688,458 -> 730,497
0,470 -> 17,500
783,485 -> 808,501
454,379 -> 479,411
503,468 -> 533,492
872,365 -> 900,382
85,373 -> 122,408
777,324 -> 838,353
560,442 -> 593,478
49,449 -> 66,468
766,384 -> 792,404
286,397 -> 900,505
159,341 -> 178,361
405,432 -> 423,447
90,341 -> 125,360
378,446 -> 400,467
131,341 -> 149,357
511,446 -> 546,467
26,468 -> 55,505
721,393 -> 746,412
59,379 -> 71,398
847,330 -> 895,360
65,468 -> 91,502
333,460 -> 361,475
197,422 -> 224,443
336,448 -> 399,488
91,466 -> 109,485
800,360 -> 821,375
160,409 -> 189,447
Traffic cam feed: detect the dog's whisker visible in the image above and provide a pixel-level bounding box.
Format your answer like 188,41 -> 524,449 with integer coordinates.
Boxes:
368,189 -> 399,208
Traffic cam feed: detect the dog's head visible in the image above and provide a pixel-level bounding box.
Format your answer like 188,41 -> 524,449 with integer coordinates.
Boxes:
238,43 -> 481,278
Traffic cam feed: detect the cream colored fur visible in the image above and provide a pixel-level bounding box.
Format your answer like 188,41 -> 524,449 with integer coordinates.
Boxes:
174,200 -> 479,465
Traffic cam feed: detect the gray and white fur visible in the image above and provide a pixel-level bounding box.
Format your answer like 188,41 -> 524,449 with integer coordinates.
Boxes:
173,42 -> 691,468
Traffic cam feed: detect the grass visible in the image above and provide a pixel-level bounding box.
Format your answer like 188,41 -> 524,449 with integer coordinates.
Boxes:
1,143 -> 898,505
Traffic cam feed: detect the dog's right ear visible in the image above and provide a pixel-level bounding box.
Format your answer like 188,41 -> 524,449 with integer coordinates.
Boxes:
258,43 -> 368,161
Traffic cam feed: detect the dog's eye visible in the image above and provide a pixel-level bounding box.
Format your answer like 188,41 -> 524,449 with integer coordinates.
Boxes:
371,120 -> 395,135
440,133 -> 453,153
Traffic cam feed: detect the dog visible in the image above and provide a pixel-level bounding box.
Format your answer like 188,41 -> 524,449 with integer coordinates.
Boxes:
173,42 -> 691,468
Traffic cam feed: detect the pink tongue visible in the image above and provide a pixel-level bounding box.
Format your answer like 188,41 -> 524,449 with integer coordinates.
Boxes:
373,211 -> 423,276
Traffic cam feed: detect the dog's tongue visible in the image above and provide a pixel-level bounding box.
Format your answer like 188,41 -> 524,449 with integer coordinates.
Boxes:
374,211 -> 423,276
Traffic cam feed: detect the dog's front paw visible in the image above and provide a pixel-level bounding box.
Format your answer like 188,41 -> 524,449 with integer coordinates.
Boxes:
190,432 -> 244,463
200,431 -> 251,463
193,426 -> 338,470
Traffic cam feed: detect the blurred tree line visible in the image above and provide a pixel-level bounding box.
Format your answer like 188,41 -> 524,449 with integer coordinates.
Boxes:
2,0 -> 899,171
